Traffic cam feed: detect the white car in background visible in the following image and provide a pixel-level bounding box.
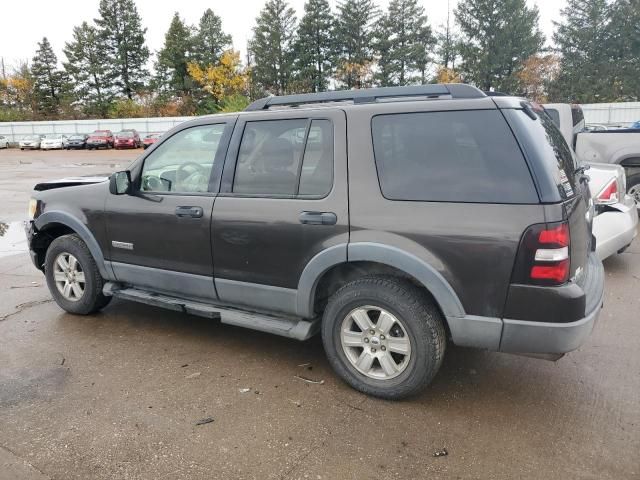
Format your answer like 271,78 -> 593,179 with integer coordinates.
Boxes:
40,135 -> 68,150
0,135 -> 9,148
588,163 -> 638,260
19,135 -> 42,150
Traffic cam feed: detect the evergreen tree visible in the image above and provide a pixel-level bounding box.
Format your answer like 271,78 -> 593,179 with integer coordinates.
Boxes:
192,8 -> 232,67
607,0 -> 640,101
249,0 -> 297,95
375,0 -> 433,86
334,0 -> 379,88
435,0 -> 460,70
456,0 -> 544,92
293,0 -> 336,93
64,22 -> 114,117
549,0 -> 612,103
31,37 -> 67,118
156,13 -> 194,96
95,0 -> 150,99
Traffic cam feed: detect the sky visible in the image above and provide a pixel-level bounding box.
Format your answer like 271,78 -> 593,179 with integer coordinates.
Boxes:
0,0 -> 567,69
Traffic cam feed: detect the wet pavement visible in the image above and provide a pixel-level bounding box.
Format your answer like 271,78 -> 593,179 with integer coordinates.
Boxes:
0,148 -> 639,479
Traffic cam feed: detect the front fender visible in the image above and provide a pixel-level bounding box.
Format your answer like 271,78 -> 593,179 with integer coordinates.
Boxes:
34,211 -> 114,280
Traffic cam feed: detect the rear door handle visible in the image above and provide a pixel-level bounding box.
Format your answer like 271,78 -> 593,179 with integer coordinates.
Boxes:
175,206 -> 203,218
299,211 -> 337,225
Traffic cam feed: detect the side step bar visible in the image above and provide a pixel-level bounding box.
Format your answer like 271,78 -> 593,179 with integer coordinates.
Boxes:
103,283 -> 319,341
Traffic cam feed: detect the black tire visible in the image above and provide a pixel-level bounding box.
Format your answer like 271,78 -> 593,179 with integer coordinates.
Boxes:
321,276 -> 446,400
44,234 -> 111,315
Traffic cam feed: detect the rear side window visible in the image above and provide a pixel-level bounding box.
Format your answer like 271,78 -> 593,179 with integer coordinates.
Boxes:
233,119 -> 333,197
371,110 -> 538,203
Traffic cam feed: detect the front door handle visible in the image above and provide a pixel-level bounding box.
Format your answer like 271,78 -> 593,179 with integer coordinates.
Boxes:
175,206 -> 203,218
299,211 -> 337,225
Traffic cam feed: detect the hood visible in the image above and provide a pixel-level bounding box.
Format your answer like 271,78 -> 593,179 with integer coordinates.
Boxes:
34,175 -> 110,191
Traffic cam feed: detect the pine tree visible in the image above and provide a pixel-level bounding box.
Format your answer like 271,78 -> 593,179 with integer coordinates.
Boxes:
456,0 -> 544,92
156,13 -> 194,96
249,0 -> 297,95
95,0 -> 150,99
607,0 -> 640,101
31,37 -> 67,118
334,0 -> 379,88
192,9 -> 232,67
549,0 -> 613,103
293,0 -> 336,93
375,0 -> 433,86
435,0 -> 460,70
64,22 -> 114,117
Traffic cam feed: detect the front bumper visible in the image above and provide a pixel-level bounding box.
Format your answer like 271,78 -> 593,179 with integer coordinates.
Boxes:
24,220 -> 41,269
593,195 -> 638,260
499,253 -> 605,354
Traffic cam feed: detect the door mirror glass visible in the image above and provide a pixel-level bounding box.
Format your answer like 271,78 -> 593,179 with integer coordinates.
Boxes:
110,171 -> 131,195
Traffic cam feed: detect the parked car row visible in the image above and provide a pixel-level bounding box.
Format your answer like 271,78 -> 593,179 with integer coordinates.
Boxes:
3,130 -> 165,151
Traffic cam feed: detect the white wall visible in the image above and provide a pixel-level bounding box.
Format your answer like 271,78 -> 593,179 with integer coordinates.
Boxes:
0,116 -> 193,143
581,103 -> 640,127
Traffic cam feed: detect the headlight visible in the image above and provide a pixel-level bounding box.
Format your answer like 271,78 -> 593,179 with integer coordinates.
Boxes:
28,198 -> 38,220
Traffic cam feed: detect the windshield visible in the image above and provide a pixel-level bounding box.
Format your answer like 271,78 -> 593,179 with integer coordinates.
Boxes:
146,133 -> 161,139
117,132 -> 134,138
91,131 -> 109,136
70,135 -> 85,140
44,135 -> 63,140
23,135 -> 40,141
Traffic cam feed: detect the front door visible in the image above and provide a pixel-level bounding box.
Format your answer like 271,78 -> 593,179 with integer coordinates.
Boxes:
212,110 -> 348,315
105,121 -> 233,300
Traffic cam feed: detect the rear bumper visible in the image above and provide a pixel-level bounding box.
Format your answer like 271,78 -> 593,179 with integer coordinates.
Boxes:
593,195 -> 638,260
499,253 -> 605,354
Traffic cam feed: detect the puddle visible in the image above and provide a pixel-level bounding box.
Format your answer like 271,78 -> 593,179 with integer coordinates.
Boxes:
0,221 -> 29,258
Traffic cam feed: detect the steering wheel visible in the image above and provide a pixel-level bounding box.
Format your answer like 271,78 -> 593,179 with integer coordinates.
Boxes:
176,162 -> 207,181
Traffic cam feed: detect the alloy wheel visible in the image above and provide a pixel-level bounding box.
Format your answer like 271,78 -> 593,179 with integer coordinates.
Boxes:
340,306 -> 412,380
53,252 -> 86,301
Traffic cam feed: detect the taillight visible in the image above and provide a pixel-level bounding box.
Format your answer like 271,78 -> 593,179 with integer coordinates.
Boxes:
595,178 -> 618,205
512,221 -> 571,286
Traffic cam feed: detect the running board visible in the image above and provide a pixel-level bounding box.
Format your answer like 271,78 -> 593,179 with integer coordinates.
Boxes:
103,283 -> 319,341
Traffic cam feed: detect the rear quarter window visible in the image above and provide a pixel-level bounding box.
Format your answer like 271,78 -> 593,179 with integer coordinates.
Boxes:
371,110 -> 538,204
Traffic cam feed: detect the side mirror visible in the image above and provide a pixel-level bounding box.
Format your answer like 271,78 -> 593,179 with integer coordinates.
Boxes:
109,170 -> 132,195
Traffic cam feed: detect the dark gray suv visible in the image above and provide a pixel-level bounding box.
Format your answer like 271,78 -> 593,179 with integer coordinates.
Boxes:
26,84 -> 604,399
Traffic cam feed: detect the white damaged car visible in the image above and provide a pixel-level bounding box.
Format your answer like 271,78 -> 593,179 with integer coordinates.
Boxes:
588,163 -> 638,260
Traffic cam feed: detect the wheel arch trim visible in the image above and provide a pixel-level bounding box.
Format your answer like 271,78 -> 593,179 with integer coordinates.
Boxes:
34,211 -> 114,280
296,242 -> 466,319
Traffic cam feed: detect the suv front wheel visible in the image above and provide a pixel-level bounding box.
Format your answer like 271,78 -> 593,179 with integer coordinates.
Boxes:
44,234 -> 111,315
322,276 -> 446,400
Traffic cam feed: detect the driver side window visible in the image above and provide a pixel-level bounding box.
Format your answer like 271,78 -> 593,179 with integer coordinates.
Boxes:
140,124 -> 225,193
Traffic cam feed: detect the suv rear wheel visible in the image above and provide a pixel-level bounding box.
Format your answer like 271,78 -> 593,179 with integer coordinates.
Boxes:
44,234 -> 111,315
322,276 -> 446,400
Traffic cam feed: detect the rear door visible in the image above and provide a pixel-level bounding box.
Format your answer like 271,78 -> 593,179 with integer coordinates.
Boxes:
211,109 -> 348,315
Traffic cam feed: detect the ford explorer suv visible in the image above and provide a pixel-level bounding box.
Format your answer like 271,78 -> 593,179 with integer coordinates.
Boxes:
25,85 -> 604,399
86,130 -> 114,150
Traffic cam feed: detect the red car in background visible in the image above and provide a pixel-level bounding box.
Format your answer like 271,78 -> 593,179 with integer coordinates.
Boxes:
143,132 -> 163,149
114,129 -> 142,149
86,130 -> 114,150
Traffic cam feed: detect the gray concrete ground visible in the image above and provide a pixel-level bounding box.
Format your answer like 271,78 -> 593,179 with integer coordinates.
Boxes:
0,148 -> 639,480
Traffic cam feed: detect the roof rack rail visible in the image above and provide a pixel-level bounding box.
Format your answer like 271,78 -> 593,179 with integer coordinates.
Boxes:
244,84 -> 485,111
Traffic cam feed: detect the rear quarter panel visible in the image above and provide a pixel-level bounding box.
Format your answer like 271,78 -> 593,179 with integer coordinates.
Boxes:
346,101 -> 545,318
